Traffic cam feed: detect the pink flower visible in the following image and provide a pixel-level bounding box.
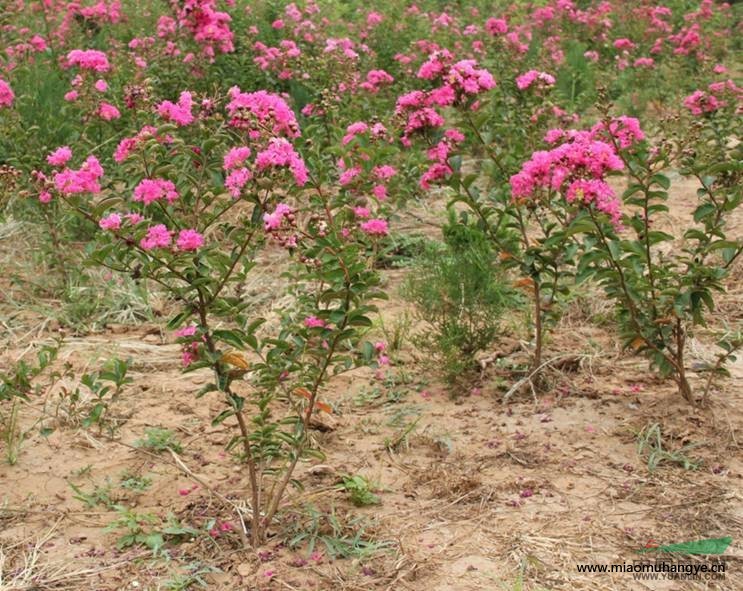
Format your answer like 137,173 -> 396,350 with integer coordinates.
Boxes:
371,185 -> 388,201
182,342 -> 199,366
613,38 -> 636,51
99,213 -> 122,230
140,224 -> 171,250
223,146 -> 251,170
353,206 -> 371,219
594,116 -> 645,149
360,69 -> 394,93
263,203 -> 293,231
30,35 -> 47,52
342,121 -> 368,145
0,79 -> 14,108
176,229 -> 204,251
47,146 -> 73,167
157,91 -> 194,126
226,88 -> 299,138
114,126 -> 159,162
175,325 -> 198,338
683,90 -> 722,116
53,156 -> 104,195
225,167 -> 252,198
39,191 -> 53,203
66,49 -> 110,72
171,1 -> 234,56
633,57 -> 654,68
485,17 -> 508,35
304,315 -> 326,328
64,90 -> 79,102
339,166 -> 361,186
566,179 -> 622,227
94,79 -> 108,92
133,178 -> 179,205
254,138 -> 308,186
359,218 -> 389,237
373,165 -> 397,180
98,102 -> 121,120
516,70 -> 556,91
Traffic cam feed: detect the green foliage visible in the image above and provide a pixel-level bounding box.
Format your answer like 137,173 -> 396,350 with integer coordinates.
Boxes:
0,343 -> 59,464
582,106 -> 742,403
284,504 -> 393,560
160,563 -> 221,590
338,474 -> 381,507
404,213 -> 520,390
135,427 -> 183,454
0,343 -> 58,403
119,471 -> 153,493
107,507 -> 198,555
69,480 -> 114,509
555,41 -> 596,111
636,423 -> 701,472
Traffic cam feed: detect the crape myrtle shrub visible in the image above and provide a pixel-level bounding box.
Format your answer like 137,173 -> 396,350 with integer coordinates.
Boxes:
0,0 -> 741,544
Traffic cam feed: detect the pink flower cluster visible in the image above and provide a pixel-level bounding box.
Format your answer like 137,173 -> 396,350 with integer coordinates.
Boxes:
98,102 -> 121,120
98,211 -> 143,231
420,128 -> 465,190
176,228 -> 204,251
683,80 -> 742,116
114,126 -> 162,162
53,154 -> 105,196
304,315 -> 326,328
360,69 -> 394,93
545,117 -> 645,151
47,146 -> 73,167
157,91 -> 195,126
485,17 -> 508,36
253,40 -> 301,80
66,49 -> 111,72
263,203 -> 294,231
171,0 -> 234,58
445,60 -> 496,97
359,218 -> 389,237
174,324 -> 201,366
510,131 -> 626,227
140,224 -> 171,250
395,57 -> 494,144
226,88 -> 300,139
516,70 -> 556,91
0,79 -> 14,108
225,167 -> 253,198
254,138 -> 308,186
133,178 -> 180,205
395,91 -> 445,145
223,146 -> 251,170
341,121 -> 389,146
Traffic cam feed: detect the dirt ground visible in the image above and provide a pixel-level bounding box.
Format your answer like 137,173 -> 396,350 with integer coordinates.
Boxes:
1,177 -> 741,591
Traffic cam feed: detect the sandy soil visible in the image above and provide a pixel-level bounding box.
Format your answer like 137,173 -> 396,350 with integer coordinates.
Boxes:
1,176 -> 741,591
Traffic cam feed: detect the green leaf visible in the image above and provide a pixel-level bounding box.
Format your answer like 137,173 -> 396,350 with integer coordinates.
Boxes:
651,174 -> 670,190
651,537 -> 732,555
212,408 -> 235,426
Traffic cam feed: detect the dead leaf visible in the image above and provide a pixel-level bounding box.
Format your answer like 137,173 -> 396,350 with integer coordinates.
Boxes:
221,351 -> 249,369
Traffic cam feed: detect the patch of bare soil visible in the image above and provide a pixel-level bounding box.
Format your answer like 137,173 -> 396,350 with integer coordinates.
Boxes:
1,177 -> 741,591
